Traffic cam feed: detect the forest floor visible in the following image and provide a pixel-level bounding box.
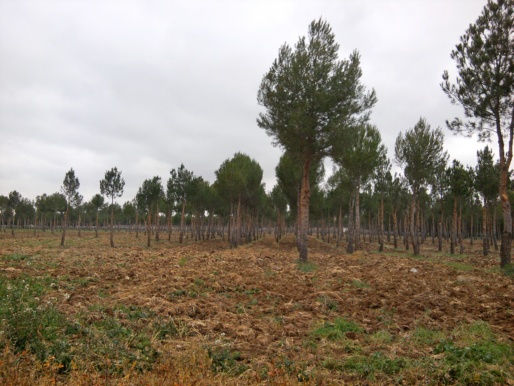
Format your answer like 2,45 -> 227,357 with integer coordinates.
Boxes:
0,230 -> 513,385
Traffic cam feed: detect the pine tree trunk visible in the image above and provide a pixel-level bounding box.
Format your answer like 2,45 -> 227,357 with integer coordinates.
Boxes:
337,204 -> 342,248
298,158 -> 311,262
61,209 -> 68,246
110,202 -> 115,247
499,164 -> 512,267
482,201 -> 488,256
155,205 -> 160,241
167,208 -> 172,241
347,194 -> 355,254
492,205 -> 498,251
95,211 -> 99,238
378,197 -> 384,252
451,196 -> 457,254
180,199 -> 186,244
392,210 -> 398,249
458,203 -> 464,254
410,196 -> 419,255
135,211 -> 139,238
146,211 -> 152,248
354,181 -> 361,250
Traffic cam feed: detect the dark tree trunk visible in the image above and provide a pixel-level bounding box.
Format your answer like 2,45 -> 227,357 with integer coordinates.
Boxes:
499,166 -> 512,268
61,209 -> 68,246
180,199 -> 186,244
298,158 -> 311,262
378,199 -> 383,252
451,196 -> 457,255
482,202 -> 488,256
347,194 -> 355,254
146,211 -> 152,248
392,210 -> 398,249
110,201 -> 115,247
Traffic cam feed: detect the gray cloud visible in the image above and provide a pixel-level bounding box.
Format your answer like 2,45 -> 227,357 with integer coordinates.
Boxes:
0,0 -> 488,202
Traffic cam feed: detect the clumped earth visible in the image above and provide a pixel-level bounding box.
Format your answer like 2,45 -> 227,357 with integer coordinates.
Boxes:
0,230 -> 513,385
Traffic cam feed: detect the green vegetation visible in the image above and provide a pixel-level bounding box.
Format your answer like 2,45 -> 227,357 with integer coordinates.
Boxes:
308,317 -> 513,384
296,260 -> 318,273
3,253 -> 32,262
351,279 -> 370,288
502,264 -> 514,279
444,261 -> 474,271
207,347 -> 248,375
0,275 -> 72,371
0,275 -> 188,376
312,318 -> 363,341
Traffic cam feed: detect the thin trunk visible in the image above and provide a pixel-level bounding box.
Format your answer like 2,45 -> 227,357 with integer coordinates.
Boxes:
60,208 -> 68,246
458,202 -> 464,254
410,195 -> 419,254
95,210 -> 99,238
336,204 -> 342,248
354,181 -> 361,250
236,195 -> 242,247
155,205 -> 160,241
347,194 -> 355,254
450,196 -> 457,254
298,158 -> 311,262
492,204 -> 498,251
167,208 -> 172,241
110,200 -> 115,247
379,197 -> 384,252
146,211 -> 152,247
135,210 -> 139,238
392,209 -> 398,249
180,199 -> 186,244
436,199 -> 442,251
482,201 -> 488,256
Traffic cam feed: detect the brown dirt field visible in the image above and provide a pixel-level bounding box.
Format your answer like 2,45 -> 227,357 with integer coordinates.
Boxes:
0,230 -> 513,384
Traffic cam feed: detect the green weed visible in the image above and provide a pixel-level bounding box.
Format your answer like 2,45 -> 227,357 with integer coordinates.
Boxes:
297,260 -> 318,273
501,263 -> 514,278
0,275 -> 73,371
343,352 -> 406,377
445,261 -> 474,271
3,253 -> 32,262
351,279 -> 370,288
207,347 -> 247,375
312,317 -> 362,341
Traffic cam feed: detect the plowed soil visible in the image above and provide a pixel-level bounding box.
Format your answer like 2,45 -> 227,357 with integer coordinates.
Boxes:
1,230 -> 513,384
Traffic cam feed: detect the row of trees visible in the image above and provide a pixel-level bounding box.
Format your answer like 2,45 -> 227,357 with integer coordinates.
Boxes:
0,140 -> 508,256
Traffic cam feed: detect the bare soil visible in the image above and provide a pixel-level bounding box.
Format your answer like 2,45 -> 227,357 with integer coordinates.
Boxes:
0,230 -> 513,384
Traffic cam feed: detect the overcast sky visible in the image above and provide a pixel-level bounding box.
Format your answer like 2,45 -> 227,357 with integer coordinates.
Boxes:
0,0 -> 489,204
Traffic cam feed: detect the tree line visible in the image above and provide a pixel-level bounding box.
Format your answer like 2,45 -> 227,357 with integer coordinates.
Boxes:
0,142 -> 509,257
1,0 -> 513,269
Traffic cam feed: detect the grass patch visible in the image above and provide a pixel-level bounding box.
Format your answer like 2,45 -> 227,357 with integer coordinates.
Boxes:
343,352 -> 406,377
178,255 -> 191,267
0,275 -> 73,371
411,326 -> 446,346
312,317 -> 362,341
0,275 -> 177,376
350,279 -> 370,289
444,261 -> 474,271
296,260 -> 318,273
501,263 -> 514,278
433,339 -> 513,384
2,253 -> 33,262
207,347 -> 248,375
407,322 -> 514,384
369,330 -> 393,344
